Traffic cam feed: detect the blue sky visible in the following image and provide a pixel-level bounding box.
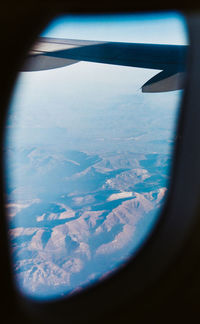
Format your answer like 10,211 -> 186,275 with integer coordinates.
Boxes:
7,12 -> 187,153
42,12 -> 188,44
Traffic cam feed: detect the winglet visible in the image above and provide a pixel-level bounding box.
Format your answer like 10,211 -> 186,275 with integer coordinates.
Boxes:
142,69 -> 185,93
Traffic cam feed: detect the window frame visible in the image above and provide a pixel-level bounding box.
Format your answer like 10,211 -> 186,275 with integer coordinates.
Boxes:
1,3 -> 200,323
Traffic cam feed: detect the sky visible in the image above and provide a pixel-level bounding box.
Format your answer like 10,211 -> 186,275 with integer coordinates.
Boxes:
6,12 -> 188,153
42,12 -> 188,44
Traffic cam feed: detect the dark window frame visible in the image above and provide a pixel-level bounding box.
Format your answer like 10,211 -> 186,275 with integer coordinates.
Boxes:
1,3 -> 200,323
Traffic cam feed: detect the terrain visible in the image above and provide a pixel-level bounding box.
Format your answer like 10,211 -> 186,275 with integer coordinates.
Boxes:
6,147 -> 170,298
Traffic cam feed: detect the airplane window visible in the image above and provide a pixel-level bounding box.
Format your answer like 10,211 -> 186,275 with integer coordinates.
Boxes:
4,13 -> 188,300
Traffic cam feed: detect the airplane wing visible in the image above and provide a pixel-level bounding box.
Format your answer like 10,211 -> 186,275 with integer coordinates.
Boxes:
22,37 -> 188,93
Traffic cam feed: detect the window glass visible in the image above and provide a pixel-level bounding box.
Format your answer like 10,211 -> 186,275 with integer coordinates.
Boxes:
5,12 -> 188,300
